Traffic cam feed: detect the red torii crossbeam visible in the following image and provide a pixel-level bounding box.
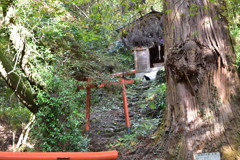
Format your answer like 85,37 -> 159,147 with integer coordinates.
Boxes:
76,70 -> 136,133
0,151 -> 118,160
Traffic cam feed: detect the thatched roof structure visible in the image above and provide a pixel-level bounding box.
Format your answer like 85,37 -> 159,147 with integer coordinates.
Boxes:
118,11 -> 164,48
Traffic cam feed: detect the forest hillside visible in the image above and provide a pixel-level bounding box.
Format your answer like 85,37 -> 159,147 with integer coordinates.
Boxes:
0,0 -> 239,159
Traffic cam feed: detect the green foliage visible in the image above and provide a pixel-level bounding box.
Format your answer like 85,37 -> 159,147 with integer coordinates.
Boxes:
31,74 -> 89,152
155,69 -> 166,84
133,118 -> 159,137
146,82 -> 166,110
226,0 -> 240,74
230,26 -> 240,74
107,41 -> 134,69
209,0 -> 217,3
236,46 -> 240,74
0,106 -> 31,130
113,118 -> 159,149
226,0 -> 240,25
0,79 -> 31,132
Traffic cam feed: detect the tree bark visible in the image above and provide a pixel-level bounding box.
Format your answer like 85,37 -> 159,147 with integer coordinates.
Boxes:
0,51 -> 39,113
163,0 -> 240,159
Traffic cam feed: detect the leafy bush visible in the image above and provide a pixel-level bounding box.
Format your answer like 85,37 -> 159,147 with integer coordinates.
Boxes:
113,118 -> 159,149
145,76 -> 167,118
0,79 -> 31,131
0,107 -> 31,131
133,118 -> 159,137
31,75 -> 89,152
227,0 -> 240,74
236,45 -> 240,74
155,69 -> 166,84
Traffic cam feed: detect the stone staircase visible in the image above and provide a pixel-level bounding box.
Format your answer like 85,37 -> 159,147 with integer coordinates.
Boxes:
88,80 -> 154,152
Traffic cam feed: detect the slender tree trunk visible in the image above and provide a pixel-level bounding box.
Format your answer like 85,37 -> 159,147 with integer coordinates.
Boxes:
163,0 -> 240,159
15,114 -> 35,151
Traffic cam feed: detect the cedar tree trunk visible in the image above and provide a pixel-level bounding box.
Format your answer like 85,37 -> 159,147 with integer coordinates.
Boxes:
164,0 -> 240,159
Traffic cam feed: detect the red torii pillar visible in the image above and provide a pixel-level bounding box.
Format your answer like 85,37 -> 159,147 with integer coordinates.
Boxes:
85,79 -> 91,131
77,70 -> 136,133
83,78 -> 133,133
120,78 -> 131,133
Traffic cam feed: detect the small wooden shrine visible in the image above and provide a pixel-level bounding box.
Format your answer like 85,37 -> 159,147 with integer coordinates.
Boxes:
117,10 -> 164,76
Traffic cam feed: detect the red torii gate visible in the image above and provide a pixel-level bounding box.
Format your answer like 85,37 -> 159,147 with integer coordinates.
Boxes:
76,70 -> 136,133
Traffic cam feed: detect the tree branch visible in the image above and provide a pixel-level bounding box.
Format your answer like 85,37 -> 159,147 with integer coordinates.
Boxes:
0,51 -> 39,113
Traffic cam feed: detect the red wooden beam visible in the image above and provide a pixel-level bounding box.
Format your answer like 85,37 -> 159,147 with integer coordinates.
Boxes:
78,79 -> 134,90
123,79 -> 135,85
0,151 -> 118,160
112,70 -> 136,77
75,70 -> 136,81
